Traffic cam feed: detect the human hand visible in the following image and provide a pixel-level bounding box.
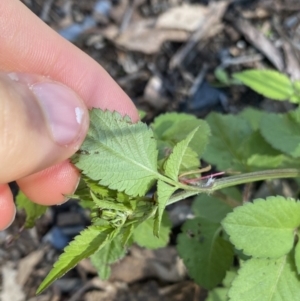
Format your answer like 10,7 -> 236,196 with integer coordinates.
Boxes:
0,1 -> 139,230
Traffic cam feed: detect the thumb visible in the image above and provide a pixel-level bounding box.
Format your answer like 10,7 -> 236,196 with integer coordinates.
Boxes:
0,72 -> 89,183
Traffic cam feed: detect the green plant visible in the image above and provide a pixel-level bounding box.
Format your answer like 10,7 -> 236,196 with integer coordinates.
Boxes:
16,70 -> 300,299
233,69 -> 300,103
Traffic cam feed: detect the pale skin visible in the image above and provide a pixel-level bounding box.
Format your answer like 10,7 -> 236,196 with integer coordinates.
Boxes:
0,1 -> 139,230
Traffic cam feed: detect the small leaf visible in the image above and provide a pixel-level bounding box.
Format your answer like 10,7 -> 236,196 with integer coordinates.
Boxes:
133,212 -> 171,249
228,255 -> 300,301
215,67 -> 231,85
165,128 -> 199,181
203,113 -> 252,171
69,178 -> 95,209
177,218 -> 234,289
90,235 -> 126,280
233,70 -> 294,101
37,226 -> 117,294
294,240 -> 300,274
154,180 -> 177,235
16,192 -> 47,228
164,127 -> 200,180
138,109 -> 147,119
179,146 -> 200,172
91,191 -> 130,212
261,112 -> 300,158
74,109 -> 158,197
222,196 -> 300,258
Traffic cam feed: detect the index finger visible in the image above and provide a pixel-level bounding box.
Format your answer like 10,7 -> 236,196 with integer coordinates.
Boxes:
0,0 -> 139,120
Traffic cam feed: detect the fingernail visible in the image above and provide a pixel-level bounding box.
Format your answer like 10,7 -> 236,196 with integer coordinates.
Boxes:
58,175 -> 81,205
5,206 -> 16,229
31,82 -> 86,146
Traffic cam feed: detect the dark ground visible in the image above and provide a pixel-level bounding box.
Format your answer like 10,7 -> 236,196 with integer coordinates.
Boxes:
1,0 -> 300,300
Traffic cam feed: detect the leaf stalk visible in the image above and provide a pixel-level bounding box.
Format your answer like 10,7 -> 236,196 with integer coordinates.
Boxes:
167,168 -> 300,206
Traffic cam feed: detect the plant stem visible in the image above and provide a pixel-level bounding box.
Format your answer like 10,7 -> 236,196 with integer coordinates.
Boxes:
214,168 -> 300,190
167,168 -> 300,206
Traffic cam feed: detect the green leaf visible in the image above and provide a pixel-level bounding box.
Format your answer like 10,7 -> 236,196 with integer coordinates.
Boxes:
215,67 -> 231,86
241,130 -> 282,159
133,212 -> 171,249
90,235 -> 126,280
120,224 -> 135,246
74,109 -> 158,197
222,269 -> 237,288
16,192 -> 47,228
84,177 -> 142,206
151,112 -> 210,158
293,80 -> 300,92
154,180 -> 177,235
233,70 -> 294,101
222,196 -> 300,258
37,226 -> 117,294
241,130 -> 291,169
177,218 -> 234,289
290,95 -> 300,103
205,269 -> 237,301
138,109 -> 147,119
192,194 -> 233,223
68,177 -> 95,209
228,255 -> 300,301
91,191 -> 130,212
294,240 -> 300,274
205,288 -> 228,301
203,113 -> 252,171
164,128 -> 200,180
247,154 -> 286,168
260,112 -> 300,158
221,187 -> 243,203
203,111 -> 290,171
239,108 -> 264,131
179,146 -> 200,172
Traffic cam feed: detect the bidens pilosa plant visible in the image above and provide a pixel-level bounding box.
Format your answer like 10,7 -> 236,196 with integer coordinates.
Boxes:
17,69 -> 300,300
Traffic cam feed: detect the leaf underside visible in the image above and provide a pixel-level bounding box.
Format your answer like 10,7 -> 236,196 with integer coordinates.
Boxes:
154,180 -> 177,235
37,226 -> 117,294
74,109 -> 159,197
90,235 -> 126,280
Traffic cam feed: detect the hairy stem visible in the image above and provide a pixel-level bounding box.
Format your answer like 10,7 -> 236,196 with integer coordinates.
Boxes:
167,168 -> 300,206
